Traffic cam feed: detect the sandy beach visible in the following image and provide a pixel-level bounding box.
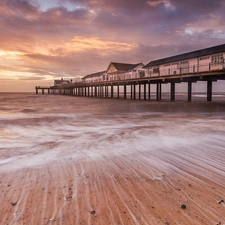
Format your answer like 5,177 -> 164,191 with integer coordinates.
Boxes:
1,149 -> 225,225
1,94 -> 225,225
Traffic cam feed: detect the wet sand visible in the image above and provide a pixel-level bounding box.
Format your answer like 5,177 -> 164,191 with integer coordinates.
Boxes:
1,94 -> 225,224
1,149 -> 225,225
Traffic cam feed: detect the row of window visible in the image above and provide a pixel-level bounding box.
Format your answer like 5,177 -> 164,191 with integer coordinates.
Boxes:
199,56 -> 209,60
211,54 -> 224,65
163,54 -> 225,68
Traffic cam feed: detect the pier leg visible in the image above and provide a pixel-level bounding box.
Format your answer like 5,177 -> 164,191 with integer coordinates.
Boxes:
170,82 -> 175,101
144,83 -> 146,100
156,83 -> 161,101
139,84 -> 141,99
131,85 -> 133,99
95,86 -> 97,97
36,87 -> 38,94
42,89 -> 44,94
207,80 -> 212,102
124,85 -> 127,99
111,85 -> 113,98
188,81 -> 192,102
134,84 -> 136,100
148,83 -> 151,99
117,85 -> 119,99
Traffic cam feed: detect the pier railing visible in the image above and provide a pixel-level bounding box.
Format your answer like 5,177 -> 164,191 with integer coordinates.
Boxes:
36,68 -> 225,102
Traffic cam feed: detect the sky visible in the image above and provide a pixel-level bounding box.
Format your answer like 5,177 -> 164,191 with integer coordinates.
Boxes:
0,0 -> 225,92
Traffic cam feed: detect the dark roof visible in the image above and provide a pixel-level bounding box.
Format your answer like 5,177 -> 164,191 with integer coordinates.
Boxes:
143,44 -> 225,68
109,62 -> 143,72
82,71 -> 106,79
54,79 -> 70,84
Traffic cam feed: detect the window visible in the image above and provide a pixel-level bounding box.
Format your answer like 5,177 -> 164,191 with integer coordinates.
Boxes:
164,63 -> 171,67
199,56 -> 209,60
211,54 -> 224,65
153,67 -> 159,74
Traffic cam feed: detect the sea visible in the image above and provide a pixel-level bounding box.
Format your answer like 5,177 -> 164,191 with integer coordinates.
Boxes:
1,92 -> 225,175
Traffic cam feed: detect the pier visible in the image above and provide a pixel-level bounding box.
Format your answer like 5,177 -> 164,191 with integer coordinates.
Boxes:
36,70 -> 225,102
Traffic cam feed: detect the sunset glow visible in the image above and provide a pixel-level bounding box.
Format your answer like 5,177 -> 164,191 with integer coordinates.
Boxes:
0,0 -> 225,92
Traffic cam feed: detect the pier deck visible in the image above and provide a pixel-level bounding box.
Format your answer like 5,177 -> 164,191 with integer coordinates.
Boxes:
36,70 -> 225,102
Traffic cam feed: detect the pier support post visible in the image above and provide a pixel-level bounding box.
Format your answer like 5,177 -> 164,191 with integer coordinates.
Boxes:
111,85 -> 113,98
148,83 -> 151,99
188,81 -> 192,102
42,89 -> 44,94
134,84 -> 136,100
156,83 -> 161,101
207,80 -> 212,102
48,89 -> 50,94
95,86 -> 97,97
124,85 -> 127,99
170,82 -> 175,101
131,85 -> 133,99
36,87 -> 38,94
117,85 -> 119,99
139,84 -> 141,99
144,83 -> 146,100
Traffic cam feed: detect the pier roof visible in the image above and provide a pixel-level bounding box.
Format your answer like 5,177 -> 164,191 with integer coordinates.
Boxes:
144,43 -> 225,68
111,62 -> 142,71
82,71 -> 106,79
107,62 -> 143,74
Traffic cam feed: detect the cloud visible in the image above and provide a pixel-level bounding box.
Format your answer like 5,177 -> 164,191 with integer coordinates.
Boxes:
0,0 -> 225,91
147,0 -> 166,7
